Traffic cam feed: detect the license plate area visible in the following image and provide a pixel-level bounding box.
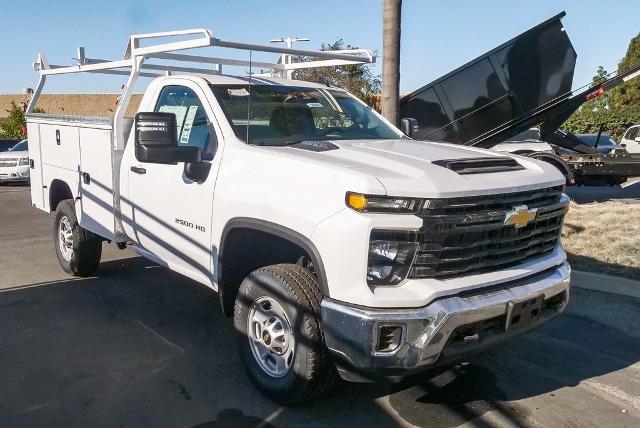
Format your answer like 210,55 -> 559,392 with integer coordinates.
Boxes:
505,294 -> 544,330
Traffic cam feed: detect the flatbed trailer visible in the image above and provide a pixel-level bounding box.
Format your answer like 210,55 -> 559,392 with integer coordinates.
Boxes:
400,11 -> 640,185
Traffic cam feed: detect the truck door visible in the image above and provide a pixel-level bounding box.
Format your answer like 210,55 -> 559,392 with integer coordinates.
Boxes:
127,83 -> 221,285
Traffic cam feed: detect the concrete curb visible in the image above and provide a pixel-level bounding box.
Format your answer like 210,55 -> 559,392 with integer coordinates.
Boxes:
571,270 -> 640,299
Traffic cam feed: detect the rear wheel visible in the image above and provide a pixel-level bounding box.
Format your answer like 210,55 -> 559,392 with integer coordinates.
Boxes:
53,199 -> 102,276
234,263 -> 337,405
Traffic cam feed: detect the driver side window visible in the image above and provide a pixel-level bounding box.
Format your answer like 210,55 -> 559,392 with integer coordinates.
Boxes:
154,85 -> 217,156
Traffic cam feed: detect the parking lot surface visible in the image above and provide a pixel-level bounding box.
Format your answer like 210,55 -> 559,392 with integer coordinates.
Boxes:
1,184 -> 639,427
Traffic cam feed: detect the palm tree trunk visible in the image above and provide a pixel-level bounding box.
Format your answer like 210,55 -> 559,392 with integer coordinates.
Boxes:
382,0 -> 402,127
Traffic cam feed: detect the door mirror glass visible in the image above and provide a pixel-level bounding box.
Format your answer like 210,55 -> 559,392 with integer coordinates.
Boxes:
401,118 -> 419,138
135,112 -> 201,164
184,161 -> 212,183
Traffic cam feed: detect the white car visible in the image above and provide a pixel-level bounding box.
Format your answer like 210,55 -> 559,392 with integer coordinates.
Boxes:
621,124 -> 640,153
0,140 -> 30,184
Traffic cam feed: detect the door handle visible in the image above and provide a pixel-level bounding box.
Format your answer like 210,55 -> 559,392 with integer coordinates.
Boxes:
82,172 -> 91,185
130,166 -> 146,175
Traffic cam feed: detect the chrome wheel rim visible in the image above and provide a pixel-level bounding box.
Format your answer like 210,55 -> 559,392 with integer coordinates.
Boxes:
58,216 -> 73,262
247,296 -> 294,378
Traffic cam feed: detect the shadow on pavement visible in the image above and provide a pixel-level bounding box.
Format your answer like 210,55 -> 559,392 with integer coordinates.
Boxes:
0,257 -> 394,427
388,293 -> 640,427
0,257 -> 638,427
567,252 -> 640,281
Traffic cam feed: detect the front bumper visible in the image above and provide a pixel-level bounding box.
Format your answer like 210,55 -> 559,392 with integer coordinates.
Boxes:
321,262 -> 570,381
0,166 -> 30,182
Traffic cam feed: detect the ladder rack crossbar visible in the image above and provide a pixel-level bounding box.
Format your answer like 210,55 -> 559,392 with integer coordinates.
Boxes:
33,28 -> 375,78
27,27 -> 377,150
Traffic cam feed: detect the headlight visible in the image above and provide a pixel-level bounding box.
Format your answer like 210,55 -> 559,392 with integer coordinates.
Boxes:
19,157 -> 29,166
367,230 -> 418,285
346,192 -> 423,213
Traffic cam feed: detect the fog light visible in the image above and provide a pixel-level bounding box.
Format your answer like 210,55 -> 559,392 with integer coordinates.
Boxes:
375,324 -> 404,353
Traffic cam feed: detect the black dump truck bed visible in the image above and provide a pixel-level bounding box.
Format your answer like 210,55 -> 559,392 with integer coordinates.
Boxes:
400,12 -> 639,150
400,11 -> 640,185
400,12 -> 577,148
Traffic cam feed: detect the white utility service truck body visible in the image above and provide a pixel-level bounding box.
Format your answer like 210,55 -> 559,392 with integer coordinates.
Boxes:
26,29 -> 570,404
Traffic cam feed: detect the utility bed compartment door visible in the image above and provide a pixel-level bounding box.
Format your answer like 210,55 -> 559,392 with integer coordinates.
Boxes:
26,122 -> 45,210
40,125 -> 81,171
78,127 -> 116,240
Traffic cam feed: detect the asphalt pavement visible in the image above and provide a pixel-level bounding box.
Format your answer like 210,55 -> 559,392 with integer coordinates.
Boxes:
1,184 -> 639,427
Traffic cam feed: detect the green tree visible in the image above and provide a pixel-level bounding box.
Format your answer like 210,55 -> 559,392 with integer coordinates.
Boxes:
591,65 -> 609,86
563,33 -> 640,141
609,33 -> 640,110
292,40 -> 381,109
0,101 -> 44,140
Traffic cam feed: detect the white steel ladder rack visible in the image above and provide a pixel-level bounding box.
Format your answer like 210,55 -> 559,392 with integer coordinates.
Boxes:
27,28 -> 376,150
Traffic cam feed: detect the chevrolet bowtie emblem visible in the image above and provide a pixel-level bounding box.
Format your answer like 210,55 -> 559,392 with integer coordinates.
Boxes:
504,205 -> 538,228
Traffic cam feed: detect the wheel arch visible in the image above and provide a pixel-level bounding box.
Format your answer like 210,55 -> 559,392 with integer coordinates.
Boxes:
218,218 -> 329,316
49,179 -> 74,212
525,152 -> 575,186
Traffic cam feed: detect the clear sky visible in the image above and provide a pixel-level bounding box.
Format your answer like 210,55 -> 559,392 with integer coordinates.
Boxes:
1,0 -> 638,94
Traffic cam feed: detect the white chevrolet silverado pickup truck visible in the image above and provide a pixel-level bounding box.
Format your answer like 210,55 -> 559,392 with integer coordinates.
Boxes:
26,29 -> 570,404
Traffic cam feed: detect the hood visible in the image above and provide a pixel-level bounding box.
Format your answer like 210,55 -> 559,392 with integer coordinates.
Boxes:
0,150 -> 27,159
271,139 -> 565,198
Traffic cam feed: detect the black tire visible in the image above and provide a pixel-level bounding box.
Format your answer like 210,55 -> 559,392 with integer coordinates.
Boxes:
234,263 -> 337,405
53,199 -> 102,277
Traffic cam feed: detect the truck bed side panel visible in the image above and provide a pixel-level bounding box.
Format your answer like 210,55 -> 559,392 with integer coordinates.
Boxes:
26,122 -> 46,210
78,127 -> 116,240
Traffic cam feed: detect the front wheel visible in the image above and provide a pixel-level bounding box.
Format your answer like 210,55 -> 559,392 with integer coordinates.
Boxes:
53,199 -> 102,276
233,264 -> 337,405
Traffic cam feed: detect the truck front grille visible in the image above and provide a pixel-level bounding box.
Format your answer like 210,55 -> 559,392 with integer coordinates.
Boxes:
0,159 -> 18,167
409,185 -> 567,279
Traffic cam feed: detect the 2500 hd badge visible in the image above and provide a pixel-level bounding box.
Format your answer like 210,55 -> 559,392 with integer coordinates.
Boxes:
175,217 -> 206,233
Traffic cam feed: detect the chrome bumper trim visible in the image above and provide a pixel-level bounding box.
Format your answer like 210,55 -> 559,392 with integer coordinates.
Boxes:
321,262 -> 570,375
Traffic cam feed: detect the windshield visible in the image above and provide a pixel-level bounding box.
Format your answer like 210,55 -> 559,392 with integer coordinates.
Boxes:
10,140 -> 27,151
210,84 -> 400,146
578,134 -> 616,147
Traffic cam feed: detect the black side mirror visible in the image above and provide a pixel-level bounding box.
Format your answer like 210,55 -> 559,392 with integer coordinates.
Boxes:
184,161 -> 212,183
400,118 -> 419,138
135,112 -> 201,164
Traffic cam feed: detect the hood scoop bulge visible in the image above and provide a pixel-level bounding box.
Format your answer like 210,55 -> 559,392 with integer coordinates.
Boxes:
432,157 -> 524,175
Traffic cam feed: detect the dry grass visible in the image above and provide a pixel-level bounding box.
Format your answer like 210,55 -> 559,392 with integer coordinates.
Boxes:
561,201 -> 640,280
